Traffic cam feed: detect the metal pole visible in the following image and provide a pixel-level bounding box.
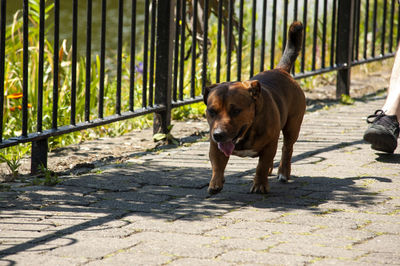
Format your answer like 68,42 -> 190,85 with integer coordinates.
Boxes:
336,0 -> 355,98
31,0 -> 48,174
0,0 -> 7,143
153,0 -> 175,134
31,139 -> 48,173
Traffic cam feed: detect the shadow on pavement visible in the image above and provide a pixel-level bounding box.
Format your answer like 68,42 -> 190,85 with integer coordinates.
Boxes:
0,138 -> 388,260
375,153 -> 400,164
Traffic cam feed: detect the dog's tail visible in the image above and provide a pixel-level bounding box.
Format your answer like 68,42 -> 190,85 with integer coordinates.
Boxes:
277,21 -> 303,73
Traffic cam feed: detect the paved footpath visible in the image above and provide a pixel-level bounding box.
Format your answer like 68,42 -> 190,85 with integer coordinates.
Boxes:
1,94 -> 400,265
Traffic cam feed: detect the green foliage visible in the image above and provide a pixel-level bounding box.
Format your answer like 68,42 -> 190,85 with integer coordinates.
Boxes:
153,124 -> 179,145
340,94 -> 355,105
172,102 -> 206,121
2,0 -> 152,158
1,0 -> 396,162
0,153 -> 21,180
31,164 -> 60,186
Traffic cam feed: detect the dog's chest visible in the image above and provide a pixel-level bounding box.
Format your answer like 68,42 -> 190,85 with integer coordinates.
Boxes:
233,132 -> 260,157
233,149 -> 258,157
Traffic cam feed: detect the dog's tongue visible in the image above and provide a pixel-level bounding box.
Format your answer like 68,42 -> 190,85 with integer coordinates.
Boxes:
218,141 -> 235,157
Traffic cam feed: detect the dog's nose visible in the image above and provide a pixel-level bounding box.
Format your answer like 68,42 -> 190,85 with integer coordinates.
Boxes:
213,129 -> 227,142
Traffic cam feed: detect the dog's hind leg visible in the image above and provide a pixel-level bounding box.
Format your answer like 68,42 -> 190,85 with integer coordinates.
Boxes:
278,117 -> 303,183
268,162 -> 273,175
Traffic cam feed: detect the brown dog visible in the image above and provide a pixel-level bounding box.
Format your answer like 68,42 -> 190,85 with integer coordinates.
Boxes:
203,21 -> 305,194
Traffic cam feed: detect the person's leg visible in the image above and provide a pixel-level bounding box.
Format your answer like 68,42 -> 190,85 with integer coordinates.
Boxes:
382,47 -> 400,122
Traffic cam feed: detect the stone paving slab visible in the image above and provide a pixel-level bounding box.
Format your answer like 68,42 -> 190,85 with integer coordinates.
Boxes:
1,94 -> 400,265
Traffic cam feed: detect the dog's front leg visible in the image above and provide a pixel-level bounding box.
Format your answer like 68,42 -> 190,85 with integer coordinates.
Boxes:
250,141 -> 278,194
208,141 -> 229,194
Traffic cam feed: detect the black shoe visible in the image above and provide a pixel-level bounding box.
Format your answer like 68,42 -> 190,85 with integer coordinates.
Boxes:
363,110 -> 399,153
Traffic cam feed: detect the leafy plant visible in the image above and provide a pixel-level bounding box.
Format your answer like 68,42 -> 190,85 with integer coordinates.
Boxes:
31,164 -> 60,186
340,94 -> 355,105
153,124 -> 179,145
0,153 -> 21,181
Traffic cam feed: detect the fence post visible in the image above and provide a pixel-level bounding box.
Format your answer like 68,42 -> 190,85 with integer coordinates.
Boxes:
336,0 -> 355,99
31,139 -> 48,174
153,0 -> 175,134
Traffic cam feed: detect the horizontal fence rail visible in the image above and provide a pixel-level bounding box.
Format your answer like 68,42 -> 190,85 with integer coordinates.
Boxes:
0,0 -> 399,173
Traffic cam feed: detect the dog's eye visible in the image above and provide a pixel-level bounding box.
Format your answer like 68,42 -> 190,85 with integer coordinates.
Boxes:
230,108 -> 242,117
207,108 -> 217,117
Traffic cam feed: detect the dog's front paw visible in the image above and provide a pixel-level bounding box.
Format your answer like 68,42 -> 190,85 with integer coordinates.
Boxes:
208,179 -> 225,195
250,182 -> 270,194
277,174 -> 289,183
208,186 -> 223,195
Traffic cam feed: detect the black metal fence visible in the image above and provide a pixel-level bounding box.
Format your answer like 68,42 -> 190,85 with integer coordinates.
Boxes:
0,0 -> 398,173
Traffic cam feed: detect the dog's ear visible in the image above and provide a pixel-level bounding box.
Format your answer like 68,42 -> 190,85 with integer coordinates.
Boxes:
203,84 -> 218,105
242,80 -> 261,99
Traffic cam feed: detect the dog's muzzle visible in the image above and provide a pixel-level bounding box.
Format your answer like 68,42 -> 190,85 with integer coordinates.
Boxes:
212,128 -> 227,143
213,125 -> 247,157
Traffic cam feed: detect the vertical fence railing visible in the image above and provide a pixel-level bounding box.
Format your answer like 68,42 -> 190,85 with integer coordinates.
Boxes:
312,0 -> 319,71
142,0 -> 149,108
215,0 -> 222,83
260,0 -> 267,72
0,0 -> 399,173
282,0 -> 288,54
129,0 -> 136,112
22,0 -> 28,138
354,0 -> 360,61
37,0 -> 44,133
389,0 -> 395,53
85,0 -> 92,123
226,0 -> 233,81
149,0 -> 156,108
270,0 -> 277,69
190,0 -> 197,99
179,0 -> 186,101
71,0 -> 78,126
321,0 -> 328,68
330,0 -> 337,68
52,0 -> 59,130
173,0 -> 181,102
237,0 -> 244,81
0,0 -> 6,144
99,0 -> 107,119
363,0 -> 369,59
116,0 -> 124,115
301,0 -> 308,73
201,0 -> 209,91
250,0 -> 256,77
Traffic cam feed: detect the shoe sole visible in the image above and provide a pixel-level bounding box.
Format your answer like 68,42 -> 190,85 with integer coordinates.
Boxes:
363,130 -> 397,153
